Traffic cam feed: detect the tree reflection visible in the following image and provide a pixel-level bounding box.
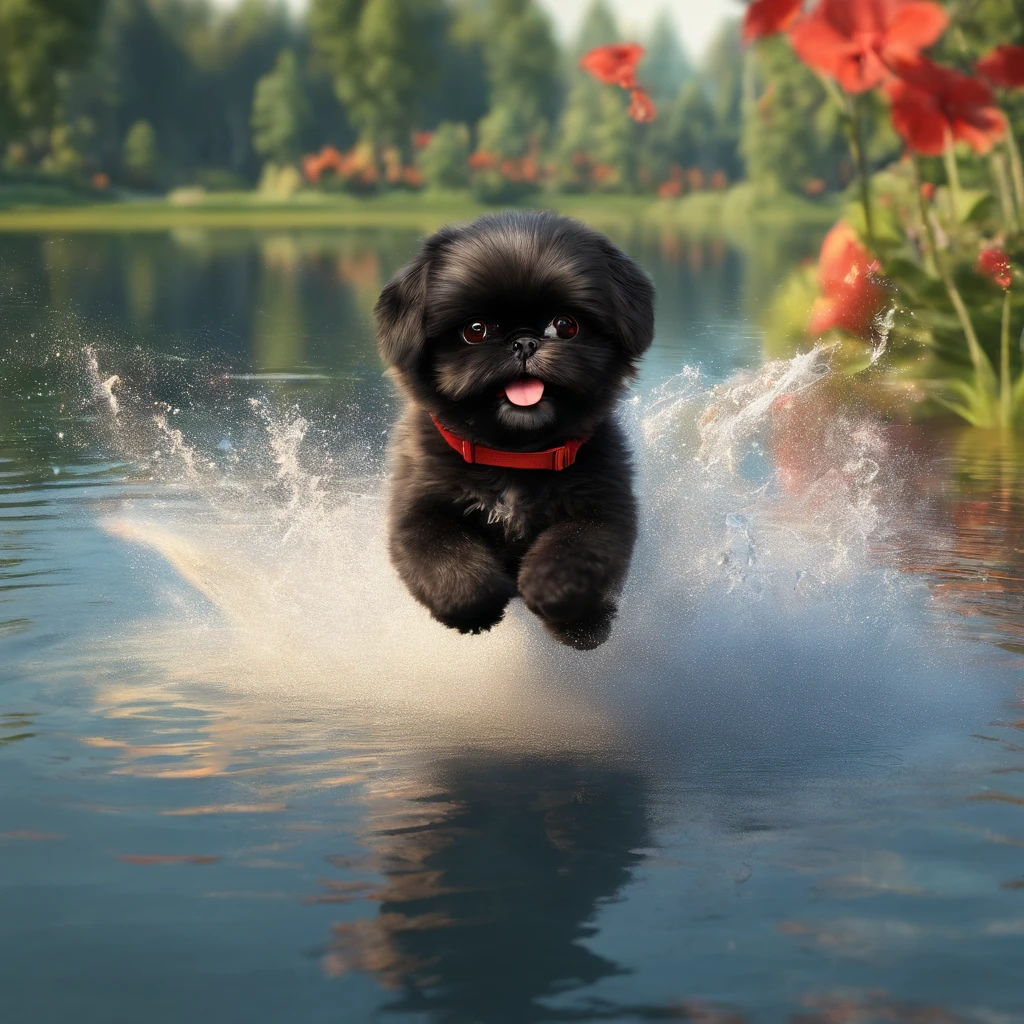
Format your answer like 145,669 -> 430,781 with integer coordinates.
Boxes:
894,428 -> 1024,652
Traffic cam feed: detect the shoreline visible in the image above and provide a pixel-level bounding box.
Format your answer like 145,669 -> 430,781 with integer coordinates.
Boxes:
0,187 -> 839,235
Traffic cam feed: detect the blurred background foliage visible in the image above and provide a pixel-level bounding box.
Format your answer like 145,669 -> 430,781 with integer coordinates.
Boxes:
0,0 -> 904,201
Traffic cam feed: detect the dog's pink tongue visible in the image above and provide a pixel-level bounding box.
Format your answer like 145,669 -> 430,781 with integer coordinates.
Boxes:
504,378 -> 545,407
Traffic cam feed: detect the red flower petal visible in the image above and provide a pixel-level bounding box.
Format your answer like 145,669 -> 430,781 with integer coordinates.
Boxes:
810,221 -> 887,339
628,88 -> 656,123
886,79 -> 948,155
790,0 -> 949,94
977,45 -> 1024,89
954,107 -> 1006,156
885,59 -> 1005,155
580,44 -> 645,89
884,2 -> 949,56
742,0 -> 804,44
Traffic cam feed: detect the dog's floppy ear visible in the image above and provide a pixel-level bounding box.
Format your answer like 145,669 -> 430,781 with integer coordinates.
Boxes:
374,230 -> 453,370
600,240 -> 656,359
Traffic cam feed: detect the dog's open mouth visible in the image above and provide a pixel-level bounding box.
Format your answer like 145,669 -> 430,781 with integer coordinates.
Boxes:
503,378 -> 545,407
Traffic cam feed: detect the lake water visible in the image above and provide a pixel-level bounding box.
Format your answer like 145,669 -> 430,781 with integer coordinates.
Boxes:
1,225 -> 1023,1024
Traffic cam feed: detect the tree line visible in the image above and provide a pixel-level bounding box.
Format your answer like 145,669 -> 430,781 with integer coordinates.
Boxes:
0,0 -> 1015,200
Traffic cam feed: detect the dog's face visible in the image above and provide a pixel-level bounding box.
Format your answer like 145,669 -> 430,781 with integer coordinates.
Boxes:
374,212 -> 655,449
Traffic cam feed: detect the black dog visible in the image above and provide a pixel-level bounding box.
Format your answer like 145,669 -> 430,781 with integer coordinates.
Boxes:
374,210 -> 655,649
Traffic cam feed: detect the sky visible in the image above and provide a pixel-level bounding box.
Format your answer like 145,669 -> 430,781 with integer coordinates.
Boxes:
238,0 -> 744,62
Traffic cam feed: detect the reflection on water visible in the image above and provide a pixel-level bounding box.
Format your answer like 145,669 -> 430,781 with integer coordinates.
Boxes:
2,226 -> 1024,1023
895,431 -> 1024,653
318,754 -> 651,1022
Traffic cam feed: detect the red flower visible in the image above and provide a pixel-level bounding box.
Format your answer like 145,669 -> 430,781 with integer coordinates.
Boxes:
467,150 -> 498,171
885,59 -> 1005,155
628,88 -> 656,123
579,44 -> 645,89
743,0 -> 804,44
789,0 -> 948,94
977,248 -> 1013,291
412,131 -> 433,150
808,221 -> 888,338
919,181 -> 935,201
977,45 -> 1024,90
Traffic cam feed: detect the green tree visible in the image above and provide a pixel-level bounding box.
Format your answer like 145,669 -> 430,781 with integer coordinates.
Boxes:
641,10 -> 692,108
421,0 -> 489,132
552,0 -> 634,192
648,79 -> 715,181
0,0 -> 104,136
475,0 -> 560,159
740,35 -> 837,194
251,48 -> 309,165
310,0 -> 444,154
698,18 -> 745,182
122,118 -> 158,185
417,120 -> 470,189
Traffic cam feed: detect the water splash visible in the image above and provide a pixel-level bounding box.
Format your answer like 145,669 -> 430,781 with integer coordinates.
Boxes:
75,342 -> 929,761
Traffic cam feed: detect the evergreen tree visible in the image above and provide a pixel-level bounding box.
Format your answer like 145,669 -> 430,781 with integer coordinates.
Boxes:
641,10 -> 691,108
475,0 -> 560,159
122,118 -> 159,185
574,0 -> 618,55
552,0 -> 633,192
699,18 -> 744,183
251,48 -> 309,165
656,80 -> 715,176
421,0 -> 489,132
741,35 -> 834,194
310,0 -> 445,154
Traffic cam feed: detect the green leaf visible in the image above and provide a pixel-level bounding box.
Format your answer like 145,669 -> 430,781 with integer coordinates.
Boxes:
961,190 -> 997,225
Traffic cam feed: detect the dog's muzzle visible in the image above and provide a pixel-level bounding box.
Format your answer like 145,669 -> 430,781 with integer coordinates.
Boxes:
508,329 -> 541,361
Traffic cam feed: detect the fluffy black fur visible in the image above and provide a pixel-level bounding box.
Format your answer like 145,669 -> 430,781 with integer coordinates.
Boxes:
375,210 -> 655,649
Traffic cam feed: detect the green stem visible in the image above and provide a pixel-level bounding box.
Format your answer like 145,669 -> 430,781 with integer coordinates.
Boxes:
911,156 -> 995,394
850,94 -> 875,246
810,69 -> 875,243
943,133 -> 962,221
990,150 -> 1017,230
1000,290 -> 1012,428
909,156 -> 937,275
1006,122 -> 1024,213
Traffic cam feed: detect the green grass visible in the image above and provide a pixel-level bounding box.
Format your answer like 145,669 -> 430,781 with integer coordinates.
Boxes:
0,184 -> 841,234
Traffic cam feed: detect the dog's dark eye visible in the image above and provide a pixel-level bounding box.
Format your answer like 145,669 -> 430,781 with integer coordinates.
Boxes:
462,320 -> 489,343
545,315 -> 579,340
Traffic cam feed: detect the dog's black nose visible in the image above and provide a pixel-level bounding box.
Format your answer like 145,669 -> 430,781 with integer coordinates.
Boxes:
510,336 -> 538,359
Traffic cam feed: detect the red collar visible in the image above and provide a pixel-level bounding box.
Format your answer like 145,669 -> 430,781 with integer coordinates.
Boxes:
431,416 -> 585,471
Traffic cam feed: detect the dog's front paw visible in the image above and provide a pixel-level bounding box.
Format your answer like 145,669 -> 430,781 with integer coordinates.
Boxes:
433,593 -> 510,635
518,553 -> 610,626
429,569 -> 516,636
543,605 -> 616,650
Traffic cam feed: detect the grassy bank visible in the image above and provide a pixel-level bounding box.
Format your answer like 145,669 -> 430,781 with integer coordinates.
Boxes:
0,183 -> 839,235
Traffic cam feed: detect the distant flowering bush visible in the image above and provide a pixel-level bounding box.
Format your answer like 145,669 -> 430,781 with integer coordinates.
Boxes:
302,143 -> 422,193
